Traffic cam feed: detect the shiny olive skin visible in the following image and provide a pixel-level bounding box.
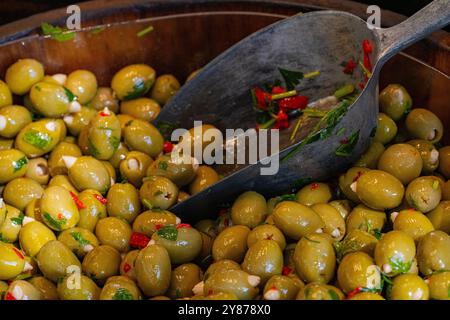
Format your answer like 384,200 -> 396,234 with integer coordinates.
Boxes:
15,119 -> 65,157
75,189 -> 107,231
393,209 -> 434,242
378,144 -> 423,184
405,108 -> 443,143
82,245 -> 121,285
311,203 -> 346,240
132,210 -> 179,237
6,280 -> 42,300
335,229 -> 378,260
95,217 -> 132,253
106,183 -> 140,223
123,119 -> 164,157
346,204 -> 386,234
29,82 -> 72,118
427,201 -> 450,233
65,106 -> 97,137
167,263 -> 202,299
329,200 -> 352,220
247,224 -> 286,250
379,84 -> 412,121
390,274 -> 429,300
65,70 -> 98,104
0,138 -> 14,150
152,225 -> 202,264
109,142 -> 129,169
374,113 -> 398,145
296,182 -> 332,206
100,276 -> 141,300
87,110 -> 121,160
111,64 -> 156,101
272,201 -> 324,240
29,276 -> 59,300
40,186 -> 80,231
57,274 -> 101,300
203,269 -> 259,300
135,244 -> 171,297
374,231 -> 416,276
0,105 -> 32,138
0,205 -> 22,243
294,233 -> 336,284
120,98 -> 161,122
147,154 -> 196,187
337,251 -> 380,293
181,124 -> 218,153
36,240 -> 81,282
139,176 -> 179,210
296,283 -> 344,300
204,259 -> 241,280
120,250 -> 139,281
405,176 -> 441,213
417,231 -> 450,276
438,146 -> 450,179
25,157 -> 49,185
355,170 -> 404,210
67,156 -> 111,193
242,239 -> 283,284
427,271 -> 450,300
119,151 -> 153,188
48,175 -> 79,195
0,242 -> 26,280
87,87 -> 119,113
58,227 -> 99,259
231,191 -> 267,228
0,79 -> 12,107
3,177 -> 44,211
117,114 -> 136,134
5,59 -> 44,95
189,165 -> 219,195
349,292 -> 385,300
354,142 -> 385,169
48,141 -> 82,176
263,275 -> 301,300
338,167 -> 370,203
19,221 -> 56,257
150,74 -> 181,105
407,139 -> 439,174
212,225 -> 250,263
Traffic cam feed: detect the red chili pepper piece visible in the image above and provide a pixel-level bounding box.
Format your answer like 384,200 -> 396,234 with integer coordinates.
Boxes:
358,82 -> 365,90
123,262 -> 131,273
279,95 -> 309,110
274,110 -> 289,129
271,86 -> 285,94
352,171 -> 364,182
99,111 -> 109,117
12,247 -> 24,260
176,223 -> 191,229
5,292 -> 16,300
163,141 -> 174,153
57,213 -> 64,220
223,218 -> 230,227
310,183 -> 319,191
94,194 -> 107,205
343,58 -> 357,74
282,266 -> 292,276
362,39 -> 373,54
129,232 -> 150,249
346,287 -> 362,299
254,87 -> 271,110
340,137 -> 349,145
69,191 -> 86,209
155,224 -> 163,231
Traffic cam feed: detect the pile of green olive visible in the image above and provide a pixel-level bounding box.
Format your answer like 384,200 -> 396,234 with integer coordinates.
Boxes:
0,59 -> 449,300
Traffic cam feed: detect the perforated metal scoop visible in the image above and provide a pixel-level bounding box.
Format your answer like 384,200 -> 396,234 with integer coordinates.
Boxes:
155,0 -> 450,222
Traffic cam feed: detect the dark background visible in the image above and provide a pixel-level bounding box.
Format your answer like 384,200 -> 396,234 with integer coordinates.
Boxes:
0,0 -> 434,25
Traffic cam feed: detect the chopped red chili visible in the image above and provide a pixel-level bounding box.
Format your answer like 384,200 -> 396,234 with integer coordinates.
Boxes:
343,58 -> 357,74
254,87 -> 271,110
129,232 -> 150,249
271,86 -> 285,94
352,171 -> 364,182
282,266 -> 292,276
163,141 -> 174,153
123,262 -> 131,273
5,292 -> 16,300
362,39 -> 373,54
176,223 -> 191,229
12,247 -> 24,260
346,286 -> 362,299
57,213 -> 64,220
70,191 -> 86,209
155,224 -> 163,230
310,183 -> 319,191
340,137 -> 349,145
274,110 -> 289,129
99,111 -> 109,117
279,95 -> 309,110
94,194 -> 107,204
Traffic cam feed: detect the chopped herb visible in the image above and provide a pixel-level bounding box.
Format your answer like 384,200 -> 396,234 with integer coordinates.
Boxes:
71,232 -> 91,246
333,238 -> 362,263
23,129 -> 52,150
35,85 -> 42,92
271,89 -> 297,101
156,121 -> 180,139
156,225 -> 178,241
273,194 -> 297,206
336,127 -> 346,136
389,257 -> 412,275
153,190 -> 164,196
142,199 -> 153,210
0,233 -> 8,243
158,161 -> 168,170
42,212 -> 65,231
372,228 -> 382,240
304,236 -> 320,244
334,84 -> 355,99
278,68 -> 304,90
370,126 -> 377,137
41,22 -> 75,42
109,136 -> 120,151
88,139 -> 100,158
262,79 -> 282,92
432,180 -> 440,190
10,214 -> 24,226
123,79 -> 151,100
63,87 -> 76,102
13,156 -> 28,172
328,289 -> 340,300
91,26 -> 106,35
302,108 -> 327,118
136,25 -> 154,37
97,126 -> 113,131
359,61 -> 372,78
112,288 -> 134,300
335,130 -> 360,157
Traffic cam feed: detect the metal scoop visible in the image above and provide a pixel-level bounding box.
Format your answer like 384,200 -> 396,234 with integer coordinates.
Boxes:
155,0 -> 450,222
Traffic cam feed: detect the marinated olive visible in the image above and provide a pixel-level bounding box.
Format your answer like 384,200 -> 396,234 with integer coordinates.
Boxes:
3,177 -> 44,210
405,176 -> 441,213
28,276 -> 59,300
405,108 -> 443,143
5,280 -> 42,300
167,263 -> 202,299
390,274 -> 429,300
95,217 -> 131,253
57,274 -> 100,300
231,191 -> 267,228
64,106 -> 97,137
426,271 -> 450,300
30,81 -> 75,118
416,231 -> 450,275
0,149 -> 28,184
106,183 -> 140,223
354,142 -> 385,169
58,227 -> 99,258
337,251 -> 380,293
25,157 -> 49,184
0,242 -> 27,280
438,146 -> 450,179
392,209 -> 434,241
247,224 -> 286,250
373,113 -> 398,144
65,156 -> 111,193
346,204 -> 386,234
427,201 -> 450,233
212,225 -> 250,263
65,70 -> 98,104
111,64 -> 156,101
377,144 -> 423,184
120,151 -> 153,188
5,59 -> 44,95
87,87 -> 119,113
150,74 -> 181,105
338,167 -> 370,203
100,276 -> 141,300
189,165 -> 219,195
139,176 -> 178,210
296,283 -> 344,300
203,269 -> 260,300
407,139 -> 439,174
147,154 -> 197,187
40,186 -> 79,231
0,105 -> 32,138
132,209 -> 179,237
87,109 -> 121,160
48,141 -> 82,176
82,245 -> 121,284
123,119 -> 164,157
311,203 -> 346,240
263,275 -> 302,300
296,182 -> 332,206
379,84 -> 412,121
0,79 -> 12,108
19,220 -> 56,257
120,98 -> 160,122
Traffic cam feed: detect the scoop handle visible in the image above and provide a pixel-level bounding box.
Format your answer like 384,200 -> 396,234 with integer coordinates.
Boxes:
376,0 -> 450,64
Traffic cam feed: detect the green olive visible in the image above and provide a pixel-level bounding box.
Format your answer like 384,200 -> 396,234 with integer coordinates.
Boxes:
147,154 -> 197,187
203,269 -> 259,300
19,221 -> 56,257
40,186 -> 79,231
294,233 -> 336,284
57,274 -> 100,300
354,142 -> 385,169
296,182 -> 332,206
87,109 -> 121,160
3,177 -> 43,211
167,263 -> 202,299
100,276 -> 141,300
139,176 -> 178,210
334,229 -> 378,261
36,240 -> 81,282
0,138 -> 14,150
427,201 -> 450,233
405,176 -> 441,213
65,70 -> 98,104
119,151 -> 153,188
212,225 -> 250,263
377,144 -> 423,184
407,139 -> 439,174
438,146 -> 450,179
82,245 -> 121,285
417,230 -> 450,276
373,113 -> 398,144
48,141 -> 82,177
120,250 -> 139,281
152,224 -> 202,264
64,106 -> 97,137
135,244 -> 171,297
117,114 -> 136,134
348,292 -> 384,300
354,170 -> 404,210
150,74 -> 181,105
0,204 -> 24,243
296,282 -> 344,300
120,98 -> 161,122
57,227 -> 99,259
5,280 -> 42,300
132,209 -> 179,237
346,204 -> 386,234
67,156 -> 111,193
0,79 -> 13,108
390,274 -> 429,300
393,209 -> 434,242
25,157 -> 49,184
328,200 -> 352,219
28,276 -> 59,300
231,191 -> 267,228
0,242 -> 26,280
379,84 -> 412,121
180,124 -> 218,153
311,203 -> 346,240
106,183 -> 140,223
95,217 -> 131,253
29,82 -> 73,118
5,59 -> 44,95
123,119 -> 164,157
337,251 -> 380,293
109,142 -> 129,169
338,167 -> 370,203
263,275 -> 301,300
405,108 -> 443,143
204,259 -> 241,281
111,64 -> 156,101
272,201 -> 324,240
374,230 -> 416,276
48,175 -> 79,195
0,105 -> 32,138
242,239 -> 283,284
87,87 -> 119,113
427,271 -> 450,300
189,165 -> 219,195
247,224 -> 286,250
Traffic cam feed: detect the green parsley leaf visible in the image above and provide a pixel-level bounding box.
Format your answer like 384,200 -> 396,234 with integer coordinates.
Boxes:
63,87 -> 76,102
112,288 -> 134,300
123,79 -> 151,100
335,130 -> 360,157
23,129 -> 52,150
10,213 -> 24,226
70,232 -> 91,246
158,161 -> 168,170
142,199 -> 154,210
42,212 -> 65,231
372,228 -> 382,240
304,236 -> 320,244
328,289 -> 340,300
88,139 -> 100,158
41,22 -> 75,42
13,156 -> 28,173
273,194 -> 297,206
156,225 -> 178,241
336,127 -> 346,136
109,136 -> 120,151
156,121 -> 179,140
278,68 -> 304,90
136,25 -> 154,37
389,257 -> 412,275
